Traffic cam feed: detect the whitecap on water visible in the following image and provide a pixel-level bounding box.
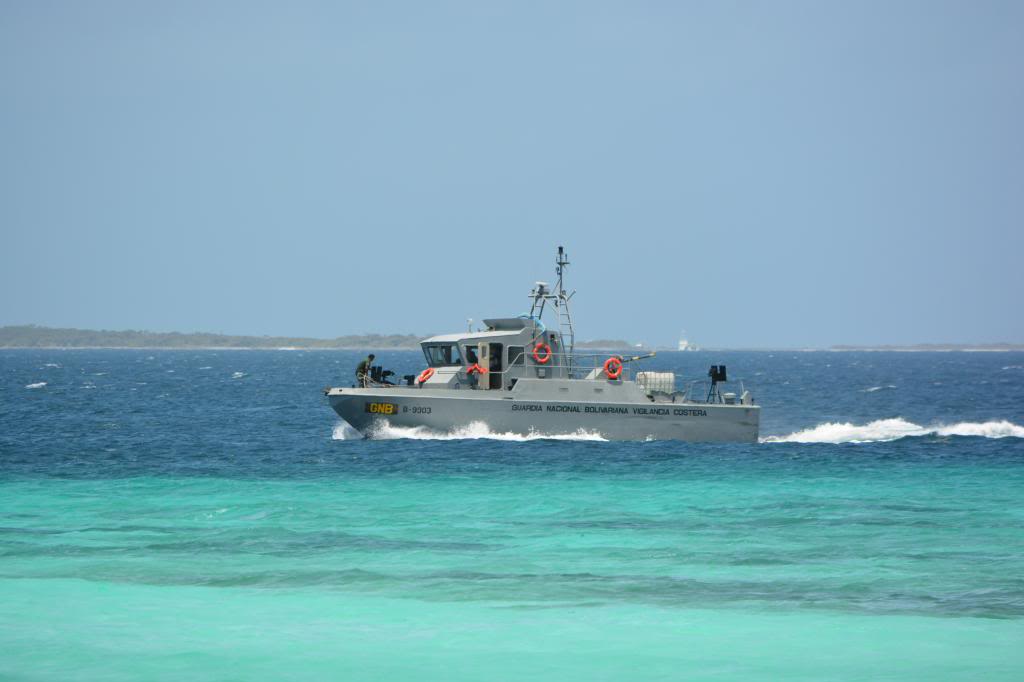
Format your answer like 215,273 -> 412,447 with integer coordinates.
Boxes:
231,371 -> 246,379
25,382 -> 46,389
762,418 -> 1024,444
861,385 -> 897,393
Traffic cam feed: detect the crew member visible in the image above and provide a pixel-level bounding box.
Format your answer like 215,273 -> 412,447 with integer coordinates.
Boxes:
356,354 -> 375,387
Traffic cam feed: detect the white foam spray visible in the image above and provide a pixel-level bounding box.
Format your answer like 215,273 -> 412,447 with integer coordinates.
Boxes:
332,419 -> 607,442
24,382 -> 46,389
331,421 -> 364,440
763,418 -> 1024,444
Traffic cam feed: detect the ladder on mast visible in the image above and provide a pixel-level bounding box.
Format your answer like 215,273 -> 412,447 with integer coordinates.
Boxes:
553,246 -> 576,376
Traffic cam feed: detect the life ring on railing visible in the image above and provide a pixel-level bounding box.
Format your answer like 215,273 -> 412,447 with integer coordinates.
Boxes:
467,363 -> 488,375
417,368 -> 435,384
532,342 -> 552,364
603,356 -> 623,380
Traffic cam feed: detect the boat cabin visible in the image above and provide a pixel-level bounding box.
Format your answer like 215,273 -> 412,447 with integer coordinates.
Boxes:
419,317 -> 568,390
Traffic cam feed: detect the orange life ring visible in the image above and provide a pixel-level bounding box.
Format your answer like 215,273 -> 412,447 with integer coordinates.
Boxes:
603,357 -> 623,380
532,342 -> 552,364
467,363 -> 488,375
417,368 -> 435,384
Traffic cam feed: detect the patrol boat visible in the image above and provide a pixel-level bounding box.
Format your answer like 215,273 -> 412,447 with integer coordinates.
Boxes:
326,248 -> 759,442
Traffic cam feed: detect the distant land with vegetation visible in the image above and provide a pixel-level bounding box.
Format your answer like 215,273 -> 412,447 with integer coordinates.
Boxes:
0,325 -> 633,350
575,339 -> 636,349
2,326 -> 1018,351
0,325 -> 422,349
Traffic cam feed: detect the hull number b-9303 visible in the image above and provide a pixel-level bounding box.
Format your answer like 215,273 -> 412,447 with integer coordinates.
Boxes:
365,402 -> 397,415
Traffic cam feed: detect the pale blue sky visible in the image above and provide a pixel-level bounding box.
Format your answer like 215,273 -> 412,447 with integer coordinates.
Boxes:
2,1 -> 1021,347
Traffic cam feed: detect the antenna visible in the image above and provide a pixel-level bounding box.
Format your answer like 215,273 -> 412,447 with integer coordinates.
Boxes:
555,245 -> 569,297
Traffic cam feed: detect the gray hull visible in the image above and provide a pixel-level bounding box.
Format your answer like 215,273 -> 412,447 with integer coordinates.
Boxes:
327,386 -> 759,442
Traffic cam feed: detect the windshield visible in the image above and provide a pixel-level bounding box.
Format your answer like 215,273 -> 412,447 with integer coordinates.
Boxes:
423,344 -> 463,367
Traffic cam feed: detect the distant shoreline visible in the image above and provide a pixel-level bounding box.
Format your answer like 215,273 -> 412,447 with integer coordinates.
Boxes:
1,326 -> 1020,352
0,325 -> 421,351
0,345 -> 418,351
0,325 -> 628,352
3,345 -> 1022,352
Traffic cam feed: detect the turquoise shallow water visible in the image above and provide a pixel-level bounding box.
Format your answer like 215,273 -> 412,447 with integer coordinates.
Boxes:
2,350 -> 1023,679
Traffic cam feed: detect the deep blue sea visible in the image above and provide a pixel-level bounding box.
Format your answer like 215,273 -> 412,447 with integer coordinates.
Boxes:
2,349 -> 1023,680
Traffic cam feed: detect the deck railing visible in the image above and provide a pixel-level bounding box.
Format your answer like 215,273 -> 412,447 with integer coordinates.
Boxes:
361,354 -> 751,405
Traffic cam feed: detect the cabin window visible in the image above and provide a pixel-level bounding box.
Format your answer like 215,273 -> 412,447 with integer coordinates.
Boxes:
507,346 -> 525,366
423,344 -> 462,367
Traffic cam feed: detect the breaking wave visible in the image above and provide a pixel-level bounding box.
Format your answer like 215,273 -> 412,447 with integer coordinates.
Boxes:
231,371 -> 246,379
24,382 -> 46,389
333,419 -> 607,442
763,418 -> 1024,444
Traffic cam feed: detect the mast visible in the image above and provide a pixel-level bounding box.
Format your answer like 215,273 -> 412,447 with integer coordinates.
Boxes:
527,246 -> 577,374
554,246 -> 576,373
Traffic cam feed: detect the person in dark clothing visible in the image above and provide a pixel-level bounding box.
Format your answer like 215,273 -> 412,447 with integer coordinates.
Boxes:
356,354 -> 375,387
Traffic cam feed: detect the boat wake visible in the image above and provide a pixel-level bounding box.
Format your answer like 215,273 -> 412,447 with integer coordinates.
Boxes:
763,418 -> 1024,444
333,418 -> 1023,445
332,420 -> 607,442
